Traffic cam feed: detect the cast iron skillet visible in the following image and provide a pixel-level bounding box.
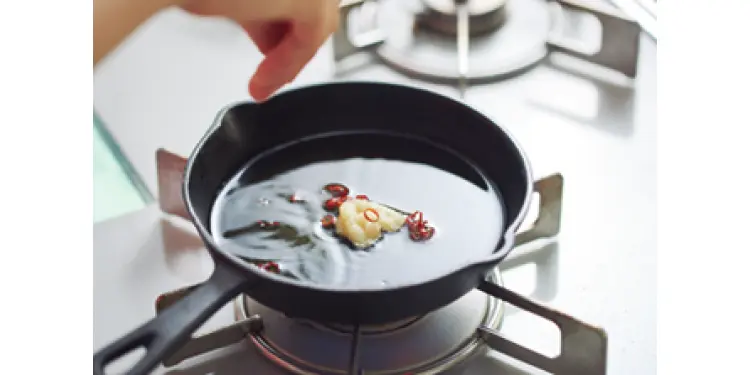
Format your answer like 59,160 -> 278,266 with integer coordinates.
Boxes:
93,82 -> 532,375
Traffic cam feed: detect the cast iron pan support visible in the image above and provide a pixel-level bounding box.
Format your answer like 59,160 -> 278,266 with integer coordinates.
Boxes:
149,173 -> 607,375
477,281 -> 608,375
334,0 -> 386,62
455,0 -> 470,97
476,174 -> 608,375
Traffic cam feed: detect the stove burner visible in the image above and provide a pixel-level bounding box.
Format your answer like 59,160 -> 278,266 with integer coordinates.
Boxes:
336,0 -> 641,83
418,0 -> 508,36
306,315 -> 423,335
235,268 -> 504,375
373,0 -> 551,83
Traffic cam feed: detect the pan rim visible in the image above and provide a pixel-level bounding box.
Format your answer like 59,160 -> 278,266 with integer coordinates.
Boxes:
183,81 -> 534,293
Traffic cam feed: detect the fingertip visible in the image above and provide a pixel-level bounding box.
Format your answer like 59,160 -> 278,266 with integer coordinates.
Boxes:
248,78 -> 273,102
247,26 -> 319,101
248,56 -> 290,101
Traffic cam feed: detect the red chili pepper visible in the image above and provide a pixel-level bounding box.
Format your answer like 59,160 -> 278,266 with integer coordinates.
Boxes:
363,208 -> 379,222
321,214 -> 336,229
410,220 -> 428,231
259,261 -> 280,274
406,211 -> 425,231
323,183 -> 350,197
355,194 -> 369,200
408,226 -> 435,242
405,210 -> 435,242
257,220 -> 280,229
419,226 -> 435,240
324,196 -> 347,210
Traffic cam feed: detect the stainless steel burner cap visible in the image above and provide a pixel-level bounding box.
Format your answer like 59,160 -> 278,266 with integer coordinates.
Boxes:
419,0 -> 508,35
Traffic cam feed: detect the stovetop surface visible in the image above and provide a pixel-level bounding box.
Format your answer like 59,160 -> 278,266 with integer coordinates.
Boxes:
93,3 -> 656,373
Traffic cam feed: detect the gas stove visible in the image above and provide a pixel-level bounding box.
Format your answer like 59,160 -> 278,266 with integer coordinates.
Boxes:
93,0 -> 656,373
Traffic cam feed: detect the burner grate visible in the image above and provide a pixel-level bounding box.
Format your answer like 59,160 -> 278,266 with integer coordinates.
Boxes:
334,0 -> 641,86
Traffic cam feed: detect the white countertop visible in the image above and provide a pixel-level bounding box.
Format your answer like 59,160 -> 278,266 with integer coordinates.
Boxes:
94,6 -> 656,374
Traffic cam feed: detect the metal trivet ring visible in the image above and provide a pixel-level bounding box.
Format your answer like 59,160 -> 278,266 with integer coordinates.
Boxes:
237,268 -> 504,375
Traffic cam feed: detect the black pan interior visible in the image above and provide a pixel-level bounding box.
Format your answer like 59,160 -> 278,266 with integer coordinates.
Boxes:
210,130 -> 506,288
185,82 -> 531,289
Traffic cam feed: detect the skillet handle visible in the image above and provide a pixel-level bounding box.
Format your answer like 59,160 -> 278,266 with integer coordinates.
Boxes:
93,264 -> 250,375
477,280 -> 607,375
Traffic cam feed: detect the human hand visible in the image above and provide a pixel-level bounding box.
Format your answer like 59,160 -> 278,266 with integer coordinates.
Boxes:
180,0 -> 340,101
